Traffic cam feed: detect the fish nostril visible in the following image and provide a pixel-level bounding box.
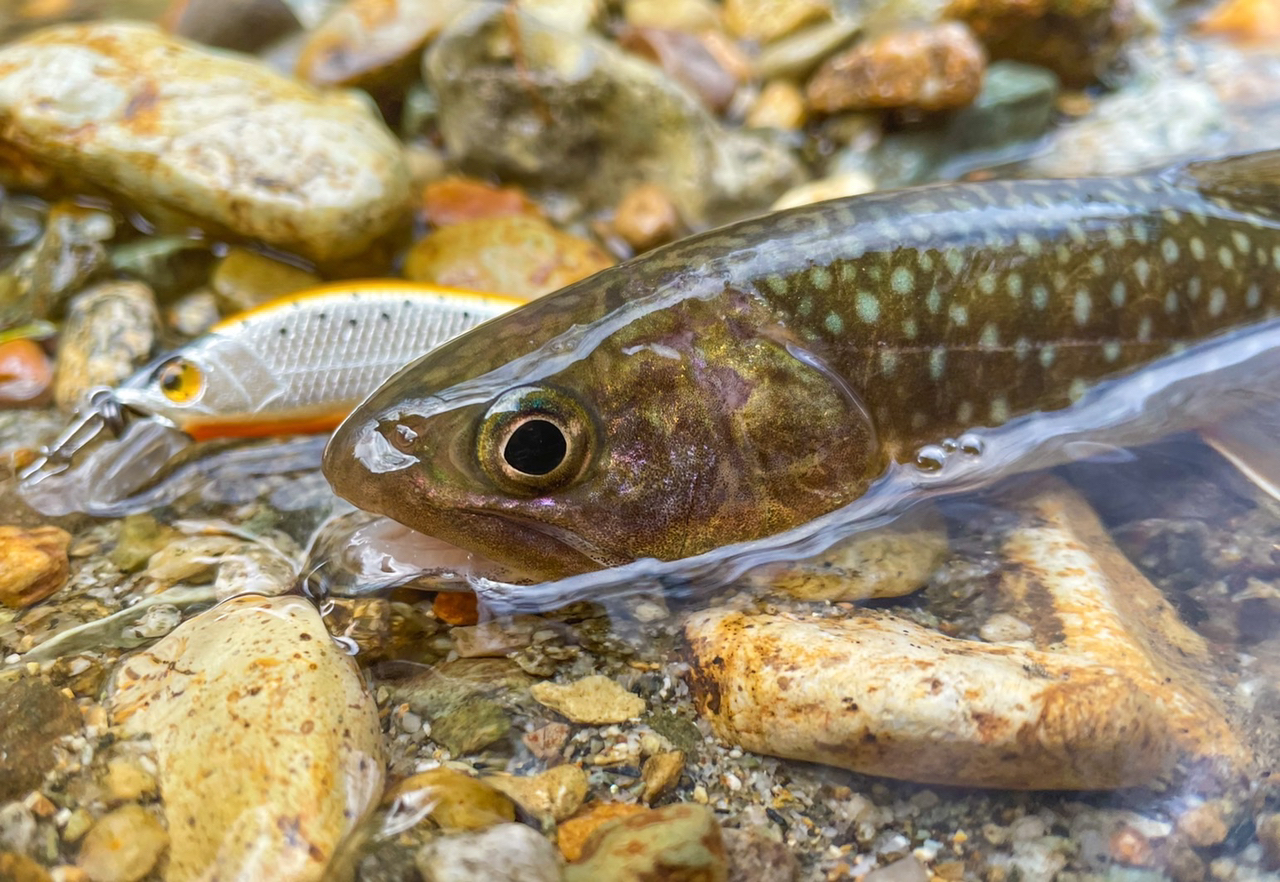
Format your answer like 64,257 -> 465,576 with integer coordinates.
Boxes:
391,423 -> 418,453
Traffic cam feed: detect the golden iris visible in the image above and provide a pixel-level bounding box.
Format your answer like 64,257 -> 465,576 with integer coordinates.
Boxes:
154,358 -> 205,404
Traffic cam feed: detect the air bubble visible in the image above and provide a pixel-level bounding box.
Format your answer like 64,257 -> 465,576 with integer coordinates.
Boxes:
957,434 -> 984,456
914,444 -> 948,471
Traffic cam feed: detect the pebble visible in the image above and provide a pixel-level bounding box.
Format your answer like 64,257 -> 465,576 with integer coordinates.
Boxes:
484,763 -> 589,822
1257,812 -> 1280,870
806,23 -> 987,113
0,340 -> 52,407
108,595 -> 384,882
142,535 -> 245,584
427,4 -> 801,226
640,750 -> 685,803
752,17 -> 863,80
0,852 -> 51,882
295,0 -> 468,89
770,171 -> 876,210
1198,0 -> 1280,41
0,803 -> 36,854
162,0 -> 300,52
685,485 -> 1248,789
1176,801 -> 1229,848
450,616 -> 544,657
724,0 -> 832,42
415,822 -> 563,882
523,721 -> 573,761
945,0 -> 1135,87
101,758 -> 157,805
165,289 -> 220,338
0,525 -> 70,611
387,768 -> 516,832
623,0 -> 723,32
746,80 -> 808,131
944,60 -> 1060,153
0,203 -> 114,329
432,591 -> 480,626
563,803 -> 728,882
1109,826 -> 1155,866
403,215 -> 613,301
613,184 -> 682,253
75,805 -> 168,882
722,827 -> 797,882
107,515 -> 176,574
0,22 -> 409,263
531,674 -> 646,724
209,248 -> 321,315
52,281 -> 159,409
430,699 -> 513,755
418,177 -> 540,228
557,802 -> 650,861
618,26 -> 741,113
866,857 -> 929,882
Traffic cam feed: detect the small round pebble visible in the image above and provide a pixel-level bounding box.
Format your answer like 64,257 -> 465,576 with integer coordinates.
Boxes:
76,805 -> 169,882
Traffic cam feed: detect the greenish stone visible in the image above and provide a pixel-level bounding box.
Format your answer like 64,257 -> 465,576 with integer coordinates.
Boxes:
388,657 -> 535,719
430,699 -> 512,755
110,236 -> 215,299
946,61 -> 1060,153
109,514 -> 176,573
645,710 -> 703,759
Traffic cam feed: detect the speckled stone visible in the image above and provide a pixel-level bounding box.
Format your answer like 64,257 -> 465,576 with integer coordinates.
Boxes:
0,677 -> 81,801
76,805 -> 168,882
108,594 -> 384,882
531,675 -> 646,724
563,803 -> 728,882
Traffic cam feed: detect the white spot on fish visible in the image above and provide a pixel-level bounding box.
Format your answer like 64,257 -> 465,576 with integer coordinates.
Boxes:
1074,289 -> 1092,326
879,350 -> 899,374
1233,231 -> 1250,253
798,295 -> 813,316
1162,209 -> 1180,224
1133,258 -> 1151,286
979,323 -> 1000,349
1006,274 -> 1023,299
1106,225 -> 1126,248
945,249 -> 966,274
1110,280 -> 1126,308
1016,233 -> 1041,256
902,318 -> 919,340
1208,287 -> 1227,318
957,401 -> 974,423
1137,315 -> 1152,342
1165,291 -> 1179,314
810,266 -> 833,290
919,252 -> 935,272
825,312 -> 845,334
926,288 -> 942,314
1161,238 -> 1179,263
1247,283 -> 1262,309
1069,378 -> 1088,402
929,348 -> 946,380
949,303 -> 969,327
856,291 -> 880,323
990,397 -> 1010,424
891,267 -> 914,295
1066,222 -> 1087,244
765,275 -> 788,296
1190,237 -> 1206,260
978,274 -> 997,295
1089,254 -> 1106,276
1032,284 -> 1049,310
1102,341 -> 1122,363
1039,345 -> 1057,368
1218,246 -> 1234,270
1014,337 -> 1031,361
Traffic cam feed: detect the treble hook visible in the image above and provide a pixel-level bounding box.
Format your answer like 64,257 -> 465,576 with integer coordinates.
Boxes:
18,387 -> 130,482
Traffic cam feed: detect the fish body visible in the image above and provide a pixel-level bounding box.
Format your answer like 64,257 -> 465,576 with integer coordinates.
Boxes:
112,281 -> 522,440
324,151 -> 1280,581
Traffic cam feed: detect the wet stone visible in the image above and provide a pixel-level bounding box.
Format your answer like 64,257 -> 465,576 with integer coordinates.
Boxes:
806,23 -> 987,114
389,768 -> 516,833
165,289 -> 220,338
108,594 -> 384,882
0,525 -> 71,610
0,338 -> 51,407
613,184 -> 682,253
557,802 -> 649,861
429,698 -> 512,755
0,203 -> 114,331
944,60 -> 1059,153
746,80 -> 808,131
415,822 -> 563,882
75,804 -> 168,882
723,826 -> 798,882
0,677 -> 81,801
946,0 -> 1136,87
724,0 -> 832,42
0,21 -> 409,263
564,803 -> 728,882
210,248 -> 321,315
771,171 -> 876,210
864,856 -> 929,882
752,17 -> 862,80
623,0 -> 722,32
109,236 -> 215,300
101,757 -> 158,805
531,674 -> 646,724
404,215 -> 613,300
387,657 -> 535,720
108,514 -> 176,574
418,177 -> 540,229
618,26 -> 741,113
485,763 -> 588,823
639,750 -> 684,803
0,852 -> 51,882
52,281 -> 159,409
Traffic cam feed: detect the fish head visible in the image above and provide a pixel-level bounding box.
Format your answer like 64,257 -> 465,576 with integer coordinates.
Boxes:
325,281 -> 884,581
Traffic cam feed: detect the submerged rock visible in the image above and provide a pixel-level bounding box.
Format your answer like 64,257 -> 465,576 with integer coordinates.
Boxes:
415,822 -> 564,882
806,23 -> 987,113
75,804 -> 169,882
0,525 -> 70,610
0,22 -> 409,262
0,676 -> 81,801
426,3 -> 802,226
685,483 -> 1249,790
52,281 -> 159,408
563,803 -> 728,882
387,768 -> 516,833
0,203 -> 114,331
0,340 -> 52,407
108,594 -> 384,882
531,674 -> 646,724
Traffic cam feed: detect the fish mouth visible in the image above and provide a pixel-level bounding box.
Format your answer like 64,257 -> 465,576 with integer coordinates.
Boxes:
456,508 -> 618,579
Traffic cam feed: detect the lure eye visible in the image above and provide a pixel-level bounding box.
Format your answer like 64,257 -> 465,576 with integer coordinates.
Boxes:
154,358 -> 204,404
477,386 -> 594,495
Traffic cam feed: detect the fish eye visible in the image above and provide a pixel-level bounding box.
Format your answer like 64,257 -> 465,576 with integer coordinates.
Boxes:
153,357 -> 204,404
477,386 -> 594,495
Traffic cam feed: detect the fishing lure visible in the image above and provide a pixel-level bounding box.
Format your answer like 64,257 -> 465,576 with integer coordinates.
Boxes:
22,280 -> 522,489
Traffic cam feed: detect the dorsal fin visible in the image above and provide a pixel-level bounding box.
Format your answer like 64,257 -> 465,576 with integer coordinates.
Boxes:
1179,149 -> 1280,204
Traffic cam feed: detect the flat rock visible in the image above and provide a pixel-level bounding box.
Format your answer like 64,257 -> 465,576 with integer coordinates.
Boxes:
685,482 -> 1249,790
531,674 -> 646,724
563,803 -> 728,882
0,22 -> 409,262
109,594 -> 384,882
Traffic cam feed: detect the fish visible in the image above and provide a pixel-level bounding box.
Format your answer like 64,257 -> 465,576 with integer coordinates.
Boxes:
19,281 -> 521,511
323,150 -> 1280,582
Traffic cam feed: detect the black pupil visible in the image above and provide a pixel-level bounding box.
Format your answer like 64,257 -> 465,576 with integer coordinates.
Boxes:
161,368 -> 183,391
503,419 -> 567,476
